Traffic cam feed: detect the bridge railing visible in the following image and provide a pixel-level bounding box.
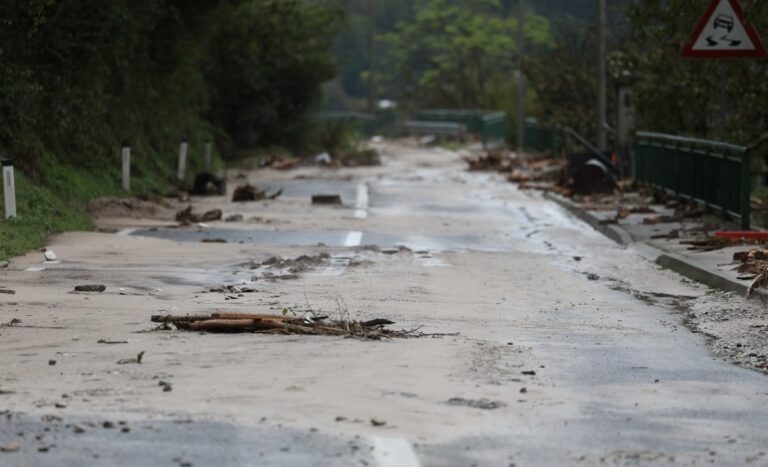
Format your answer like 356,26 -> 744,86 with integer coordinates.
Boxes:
634,131 -> 751,229
416,109 -> 507,149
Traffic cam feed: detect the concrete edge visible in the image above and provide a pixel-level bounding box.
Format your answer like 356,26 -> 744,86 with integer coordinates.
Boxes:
542,192 -> 633,245
542,191 -> 767,302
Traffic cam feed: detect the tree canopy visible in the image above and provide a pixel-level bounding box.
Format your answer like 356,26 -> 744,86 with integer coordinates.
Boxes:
0,0 -> 342,175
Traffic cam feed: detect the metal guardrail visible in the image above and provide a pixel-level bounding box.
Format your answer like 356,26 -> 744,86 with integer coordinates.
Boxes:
524,121 -> 559,155
634,131 -> 752,229
404,121 -> 467,137
416,109 -> 507,148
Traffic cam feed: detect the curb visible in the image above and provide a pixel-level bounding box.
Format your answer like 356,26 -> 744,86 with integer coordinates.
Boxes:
543,192 -> 765,300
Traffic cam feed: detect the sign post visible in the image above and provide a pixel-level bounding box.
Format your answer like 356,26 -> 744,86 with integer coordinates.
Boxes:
2,160 -> 16,219
121,142 -> 131,192
177,139 -> 188,182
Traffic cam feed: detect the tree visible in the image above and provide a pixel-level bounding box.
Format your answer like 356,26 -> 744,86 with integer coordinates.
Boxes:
377,0 -> 552,110
205,0 -> 343,151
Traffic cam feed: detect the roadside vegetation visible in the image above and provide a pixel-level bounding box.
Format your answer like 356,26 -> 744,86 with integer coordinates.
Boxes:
0,0 -> 342,260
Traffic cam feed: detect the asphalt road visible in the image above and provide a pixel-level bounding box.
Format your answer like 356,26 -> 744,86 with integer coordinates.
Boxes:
1,142 -> 767,467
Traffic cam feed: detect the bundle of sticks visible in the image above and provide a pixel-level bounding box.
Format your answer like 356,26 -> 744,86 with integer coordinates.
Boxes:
149,312 -> 420,338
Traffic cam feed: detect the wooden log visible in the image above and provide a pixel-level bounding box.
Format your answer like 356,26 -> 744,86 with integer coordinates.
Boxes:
189,319 -> 256,332
250,321 -> 320,334
212,312 -> 293,322
152,315 -> 214,323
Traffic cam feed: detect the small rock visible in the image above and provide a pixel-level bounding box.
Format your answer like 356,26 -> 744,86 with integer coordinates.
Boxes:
370,419 -> 386,427
54,402 -> 67,409
74,285 -> 106,293
312,194 -> 343,205
121,427 -> 130,433
0,261 -> 9,268
102,421 -> 115,429
521,370 -> 536,376
163,385 -> 172,392
225,214 -> 244,222
519,388 -> 527,394
43,249 -> 57,262
0,442 -> 20,453
73,425 -> 85,434
48,360 -> 57,366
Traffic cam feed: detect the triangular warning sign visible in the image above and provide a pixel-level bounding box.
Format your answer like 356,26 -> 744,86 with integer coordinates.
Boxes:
682,0 -> 767,58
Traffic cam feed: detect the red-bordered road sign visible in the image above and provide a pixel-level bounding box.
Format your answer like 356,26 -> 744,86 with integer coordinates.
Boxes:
682,0 -> 767,58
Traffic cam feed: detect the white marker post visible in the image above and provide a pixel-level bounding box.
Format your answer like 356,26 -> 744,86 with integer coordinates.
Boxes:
203,140 -> 212,170
177,139 -> 188,182
2,160 -> 16,219
121,142 -> 131,192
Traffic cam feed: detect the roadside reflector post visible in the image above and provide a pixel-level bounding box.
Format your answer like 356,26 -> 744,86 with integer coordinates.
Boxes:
177,139 -> 188,182
204,140 -> 212,170
121,142 -> 131,192
2,160 -> 16,219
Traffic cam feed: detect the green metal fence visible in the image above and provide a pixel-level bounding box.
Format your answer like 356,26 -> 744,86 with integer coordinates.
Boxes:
634,131 -> 752,229
524,120 -> 560,155
416,109 -> 507,148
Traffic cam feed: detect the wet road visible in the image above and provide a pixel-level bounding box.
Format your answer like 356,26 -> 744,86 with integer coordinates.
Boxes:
2,142 -> 768,466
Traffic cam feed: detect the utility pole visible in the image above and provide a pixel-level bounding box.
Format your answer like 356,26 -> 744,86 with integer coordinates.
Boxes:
516,0 -> 525,154
367,0 -> 376,113
597,0 -> 607,151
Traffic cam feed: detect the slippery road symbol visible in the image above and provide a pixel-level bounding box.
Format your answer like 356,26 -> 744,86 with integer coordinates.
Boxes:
706,14 -> 742,47
682,0 -> 767,58
705,35 -> 742,47
713,14 -> 734,33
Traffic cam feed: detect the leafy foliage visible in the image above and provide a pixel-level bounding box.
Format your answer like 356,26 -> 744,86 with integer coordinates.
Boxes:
0,0 -> 342,259
379,0 -> 552,109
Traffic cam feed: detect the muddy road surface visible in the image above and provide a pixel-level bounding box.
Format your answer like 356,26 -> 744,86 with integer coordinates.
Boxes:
1,142 -> 767,467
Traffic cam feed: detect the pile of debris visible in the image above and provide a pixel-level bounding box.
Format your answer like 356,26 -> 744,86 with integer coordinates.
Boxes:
507,157 -> 565,185
463,149 -> 567,191
175,206 -> 222,224
732,248 -> 768,298
232,184 -> 282,202
260,155 -> 302,170
249,253 -> 331,281
464,150 -> 512,172
150,313 -> 433,339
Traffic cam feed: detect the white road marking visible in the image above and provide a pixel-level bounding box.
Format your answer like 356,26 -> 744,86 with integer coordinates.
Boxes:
117,228 -> 138,236
344,231 -> 363,247
372,437 -> 421,467
355,183 -> 369,219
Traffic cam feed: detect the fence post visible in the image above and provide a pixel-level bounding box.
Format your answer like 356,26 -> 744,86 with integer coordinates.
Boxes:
741,150 -> 752,230
177,139 -> 188,182
2,160 -> 16,219
121,142 -> 131,192
203,140 -> 212,170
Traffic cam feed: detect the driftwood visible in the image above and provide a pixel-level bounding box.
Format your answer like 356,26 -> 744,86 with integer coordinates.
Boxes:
747,266 -> 768,299
150,312 -> 455,339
